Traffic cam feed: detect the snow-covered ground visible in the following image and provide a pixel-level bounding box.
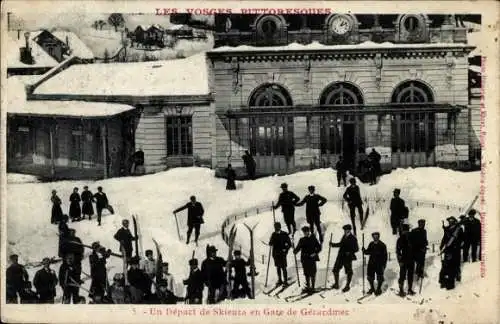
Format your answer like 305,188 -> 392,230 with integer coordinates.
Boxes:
6,167 -> 484,307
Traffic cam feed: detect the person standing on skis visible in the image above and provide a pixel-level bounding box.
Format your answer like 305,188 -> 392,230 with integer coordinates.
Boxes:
230,250 -> 252,299
294,226 -> 321,294
396,224 -> 415,296
362,232 -> 387,296
273,183 -> 300,236
173,196 -> 205,246
114,219 -> 137,261
411,219 -> 428,279
330,224 -> 359,293
343,179 -> 364,236
268,222 -> 292,286
296,185 -> 327,243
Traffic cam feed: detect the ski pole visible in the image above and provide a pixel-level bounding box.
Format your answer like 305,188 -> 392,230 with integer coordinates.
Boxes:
362,233 -> 365,295
419,262 -> 424,294
265,245 -> 272,287
324,233 -> 333,289
291,237 -> 301,287
271,202 -> 276,223
173,212 -> 182,241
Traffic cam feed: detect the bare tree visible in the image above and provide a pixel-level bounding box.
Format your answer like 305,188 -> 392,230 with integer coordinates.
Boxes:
108,13 -> 125,32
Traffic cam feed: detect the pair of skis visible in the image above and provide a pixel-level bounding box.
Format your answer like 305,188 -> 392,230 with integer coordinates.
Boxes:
225,225 -> 238,300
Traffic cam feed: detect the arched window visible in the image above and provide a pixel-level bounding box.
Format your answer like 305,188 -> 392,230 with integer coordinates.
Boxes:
249,84 -> 293,107
391,81 -> 435,154
319,82 -> 364,106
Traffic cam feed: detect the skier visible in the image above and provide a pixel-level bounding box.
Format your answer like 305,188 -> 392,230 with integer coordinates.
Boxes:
6,254 -> 30,304
230,250 -> 252,299
390,188 -> 407,235
335,155 -> 347,187
296,185 -> 327,243
396,224 -> 415,296
294,226 -> 322,293
201,245 -> 226,304
81,186 -> 94,220
140,249 -> 157,281
439,216 -> 464,290
225,163 -> 237,190
242,150 -> 256,180
51,189 -> 63,224
158,262 -> 177,304
183,258 -> 204,304
89,242 -> 111,301
33,257 -> 58,303
362,232 -> 387,296
273,183 -> 300,235
367,148 -> 381,184
59,254 -> 83,304
330,224 -> 359,293
173,196 -> 205,245
58,214 -> 70,258
69,187 -> 82,222
268,222 -> 292,286
464,209 -> 481,262
411,219 -> 429,279
127,256 -> 151,303
93,186 -> 111,226
343,178 -> 364,236
108,273 -> 130,304
114,219 -> 137,260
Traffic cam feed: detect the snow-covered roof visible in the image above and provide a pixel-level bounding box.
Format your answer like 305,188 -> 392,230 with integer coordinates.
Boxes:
209,41 -> 475,53
469,65 -> 481,74
6,31 -> 59,68
51,31 -> 95,59
34,53 -> 210,97
167,24 -> 189,31
5,76 -> 135,118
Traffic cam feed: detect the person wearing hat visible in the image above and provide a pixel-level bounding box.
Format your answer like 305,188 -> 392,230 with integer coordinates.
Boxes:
390,189 -> 407,235
230,250 -> 252,299
439,216 -> 464,290
268,222 -> 292,286
173,195 -> 205,245
81,185 -> 94,220
296,185 -> 328,243
330,224 -> 359,293
334,155 -> 348,187
183,258 -> 204,304
50,189 -> 63,224
58,254 -> 83,304
114,219 -> 137,260
69,187 -> 82,222
242,150 -> 256,180
410,219 -> 428,279
93,186 -> 112,226
33,257 -> 58,303
343,178 -> 364,236
225,163 -> 237,190
64,229 -> 84,270
294,226 -> 322,294
273,183 -> 300,235
108,273 -> 129,304
367,148 -> 382,185
158,262 -> 177,303
6,254 -> 30,304
127,256 -> 151,303
396,224 -> 415,296
362,232 -> 387,296
201,245 -> 226,304
58,214 -> 70,258
464,209 -> 481,262
140,249 -> 157,281
89,242 -> 110,301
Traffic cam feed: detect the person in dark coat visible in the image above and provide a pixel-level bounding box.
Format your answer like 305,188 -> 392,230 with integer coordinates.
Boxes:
64,229 -> 84,273
294,226 -> 322,293
439,216 -> 464,290
411,219 -> 428,279
367,148 -> 381,185
173,196 -> 205,245
396,224 -> 415,296
463,209 -> 481,262
330,224 -> 359,293
114,219 -> 137,260
230,250 -> 252,299
201,245 -> 226,304
6,254 -> 30,304
273,183 -> 300,235
242,150 -> 256,180
343,178 -> 364,236
81,186 -> 94,220
268,222 -> 292,286
59,254 -> 82,304
89,242 -> 111,300
296,185 -> 327,243
334,156 -> 347,187
51,190 -> 63,224
93,186 -> 111,226
33,257 -> 58,303
225,163 -> 237,190
362,232 -> 387,296
183,258 -> 204,304
390,189 -> 407,235
131,148 -> 145,175
127,256 -> 151,303
58,215 -> 70,258
69,187 -> 82,222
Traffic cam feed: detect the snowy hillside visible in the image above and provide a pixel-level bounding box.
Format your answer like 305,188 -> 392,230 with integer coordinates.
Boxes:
6,167 -> 484,307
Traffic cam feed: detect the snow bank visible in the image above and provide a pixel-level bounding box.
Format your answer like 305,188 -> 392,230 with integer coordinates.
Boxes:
7,173 -> 40,184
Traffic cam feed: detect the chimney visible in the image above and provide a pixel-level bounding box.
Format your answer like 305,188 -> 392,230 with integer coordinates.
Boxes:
20,31 -> 34,65
24,32 -> 30,50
